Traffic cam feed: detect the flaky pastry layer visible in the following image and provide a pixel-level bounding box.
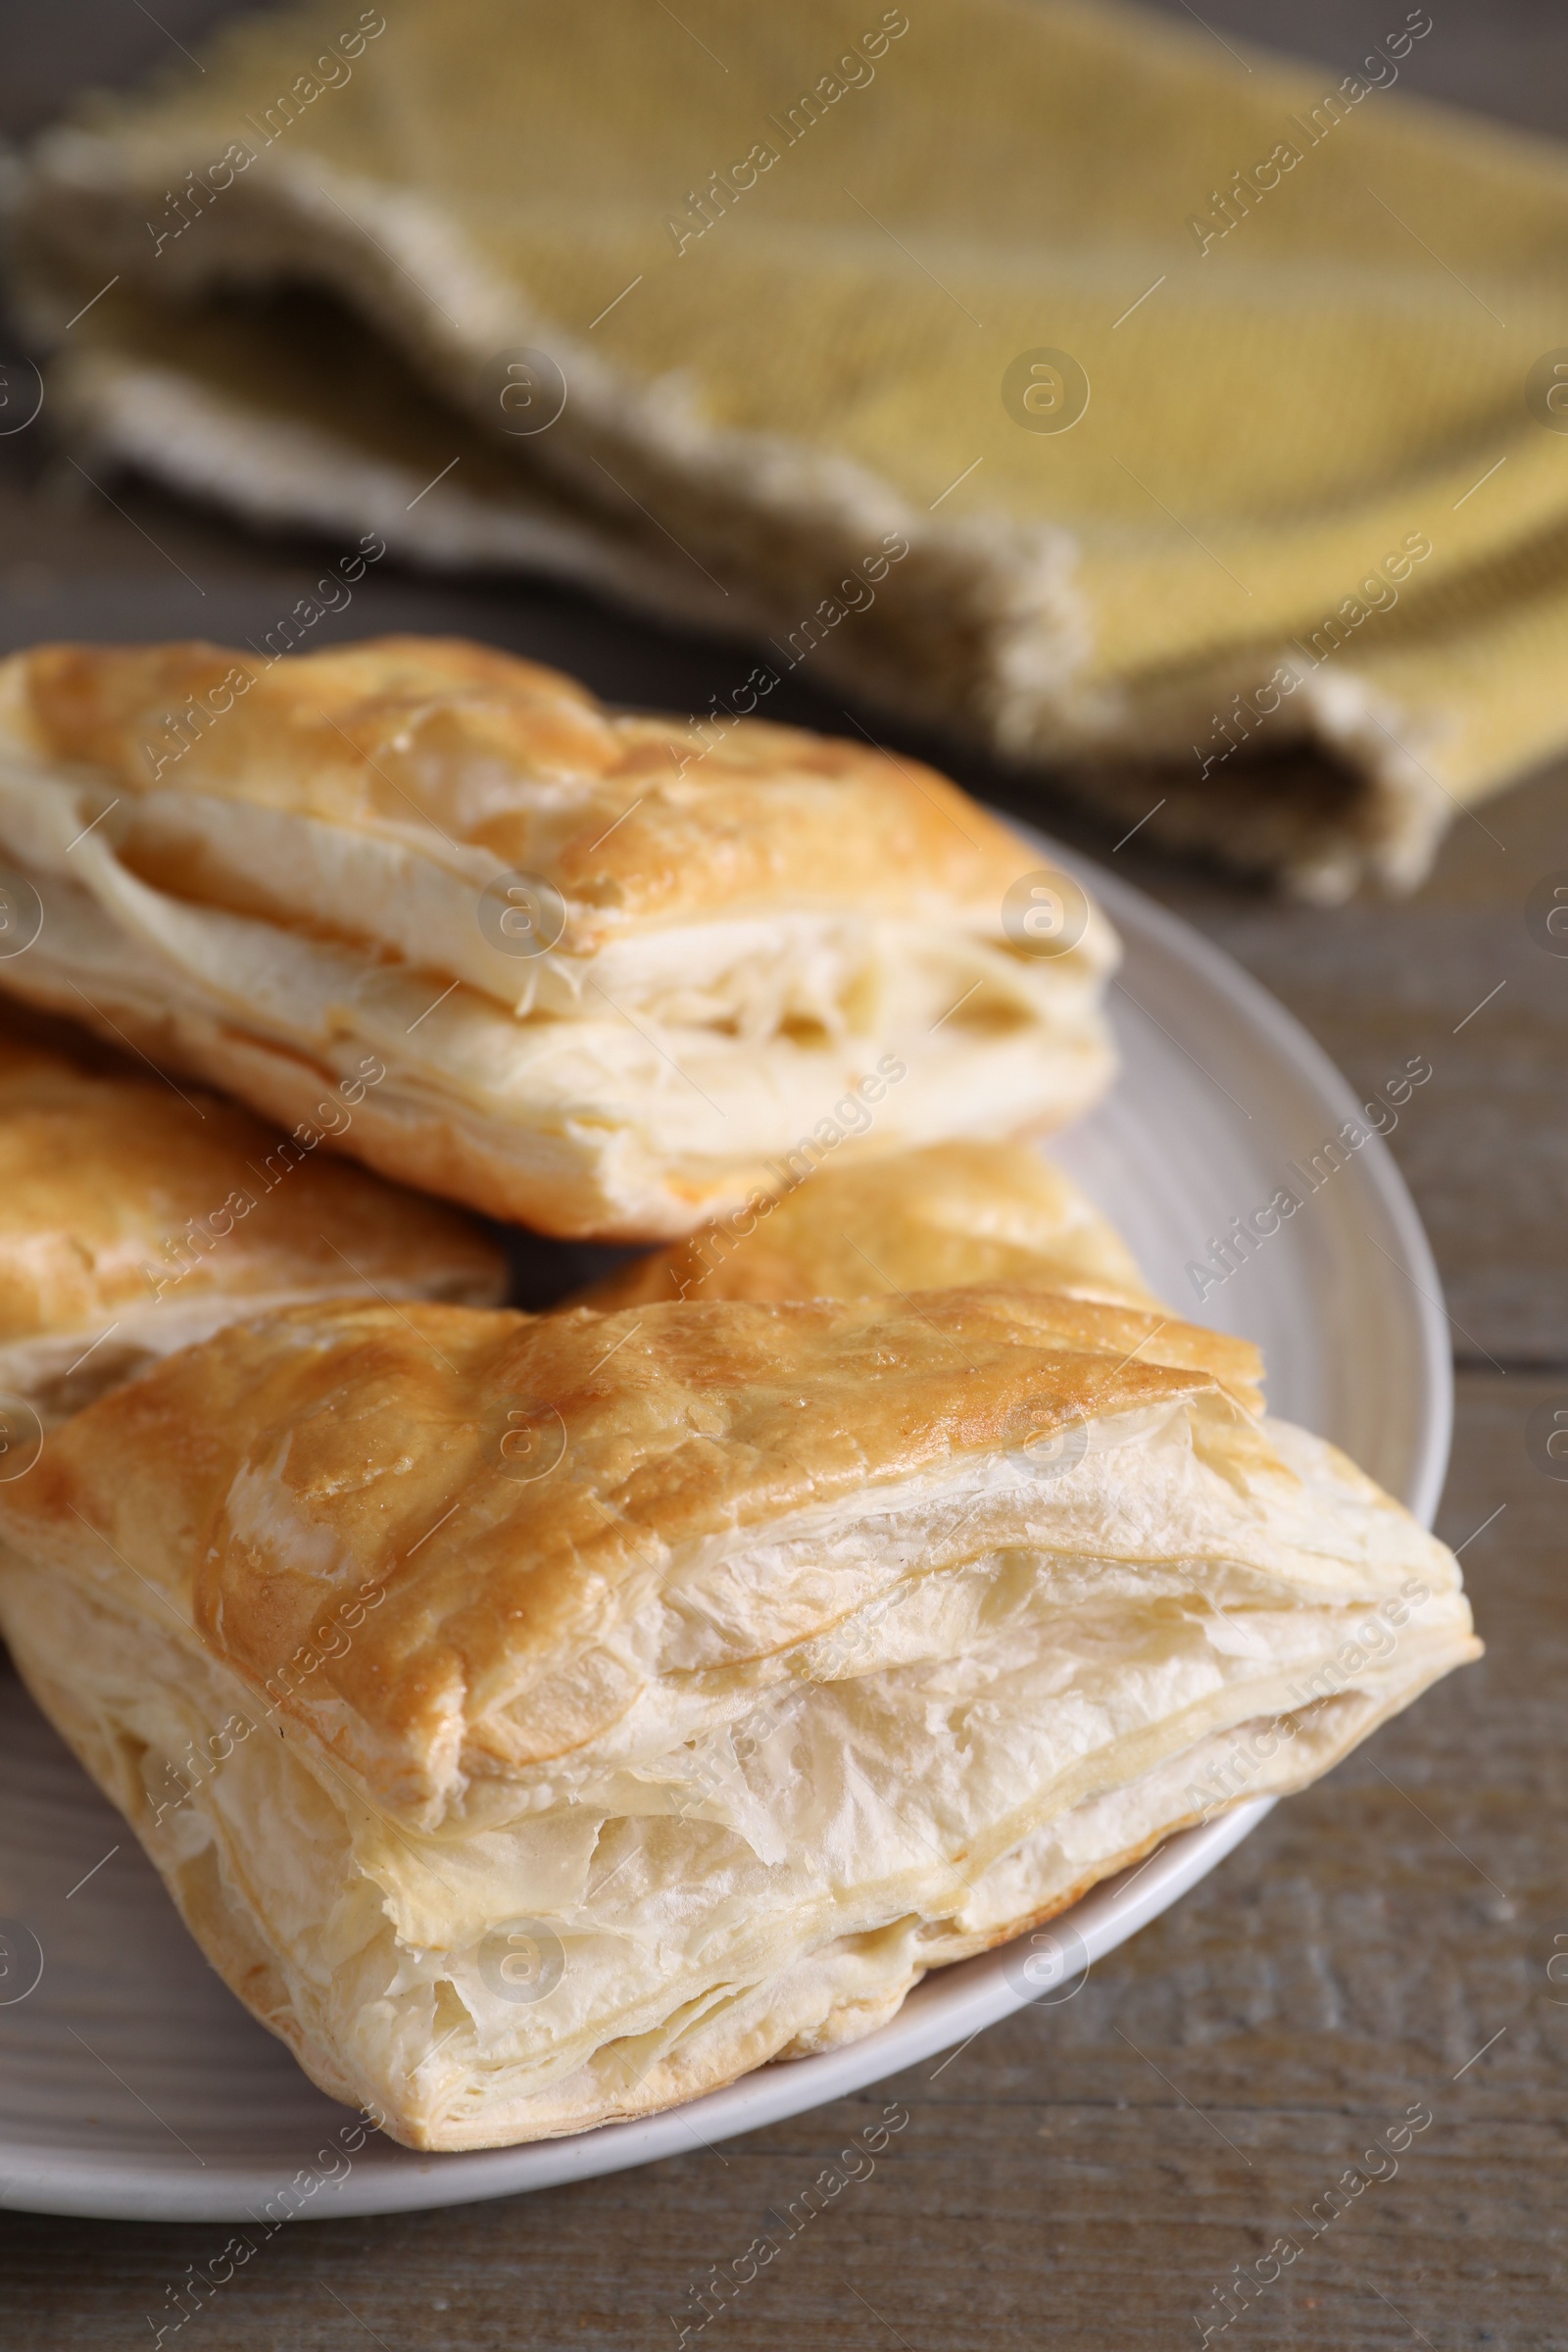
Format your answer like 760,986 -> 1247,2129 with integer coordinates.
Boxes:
0,1022 -> 503,1420
0,638 -> 1118,1238
0,1290 -> 1267,1817
570,1139 -> 1162,1314
0,1289 -> 1476,2149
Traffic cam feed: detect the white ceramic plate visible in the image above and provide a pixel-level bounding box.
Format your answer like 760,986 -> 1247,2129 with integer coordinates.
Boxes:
0,834 -> 1451,2222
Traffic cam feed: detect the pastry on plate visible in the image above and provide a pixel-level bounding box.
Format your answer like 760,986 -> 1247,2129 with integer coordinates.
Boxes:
0,1021 -> 503,1424
0,1287 -> 1477,2150
572,1138 -> 1161,1313
0,636 -> 1118,1240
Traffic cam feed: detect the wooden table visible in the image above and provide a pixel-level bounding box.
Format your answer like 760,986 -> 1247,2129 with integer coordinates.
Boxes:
1,3 -> 1564,2343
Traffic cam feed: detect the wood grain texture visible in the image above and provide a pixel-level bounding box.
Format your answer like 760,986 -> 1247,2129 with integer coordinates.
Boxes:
1,0 -> 1565,2343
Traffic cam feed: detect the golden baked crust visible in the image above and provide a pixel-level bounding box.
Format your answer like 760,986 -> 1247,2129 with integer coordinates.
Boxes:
0,1284 -> 1477,2149
573,1139 -> 1162,1315
0,1023 -> 504,1418
0,1286 -> 1268,1804
0,636 -> 1120,1238
12,637 -> 1038,943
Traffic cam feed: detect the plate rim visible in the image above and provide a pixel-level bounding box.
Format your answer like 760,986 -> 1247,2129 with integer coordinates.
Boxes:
0,830 -> 1452,2222
1074,839 -> 1452,1529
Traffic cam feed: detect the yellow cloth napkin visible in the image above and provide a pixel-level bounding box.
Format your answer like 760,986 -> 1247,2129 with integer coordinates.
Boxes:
12,0 -> 1568,895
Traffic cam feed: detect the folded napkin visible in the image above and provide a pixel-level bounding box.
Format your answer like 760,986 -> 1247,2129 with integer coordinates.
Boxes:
11,0 -> 1567,896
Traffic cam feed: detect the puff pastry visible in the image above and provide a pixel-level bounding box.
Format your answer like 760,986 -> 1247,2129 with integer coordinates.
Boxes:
0,637 -> 1118,1240
0,1022 -> 503,1425
0,1288 -> 1477,2149
573,1140 -> 1161,1314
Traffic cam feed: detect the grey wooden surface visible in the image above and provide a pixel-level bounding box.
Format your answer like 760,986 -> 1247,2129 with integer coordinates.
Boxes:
1,3 -> 1566,2345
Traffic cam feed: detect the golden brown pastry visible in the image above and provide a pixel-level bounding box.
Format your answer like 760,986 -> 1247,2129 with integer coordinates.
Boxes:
0,637 -> 1118,1240
0,1023 -> 503,1423
573,1139 -> 1160,1314
0,1289 -> 1476,2149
